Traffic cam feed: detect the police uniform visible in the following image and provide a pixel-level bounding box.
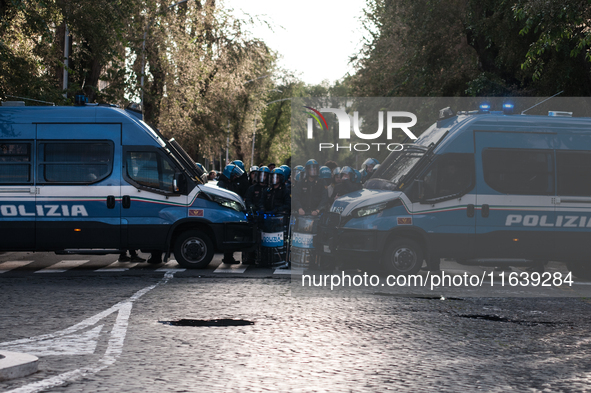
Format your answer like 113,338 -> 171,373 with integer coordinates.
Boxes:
292,175 -> 328,214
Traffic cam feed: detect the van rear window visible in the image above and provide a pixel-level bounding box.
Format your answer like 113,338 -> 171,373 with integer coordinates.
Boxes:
39,142 -> 113,183
482,149 -> 554,195
0,143 -> 31,184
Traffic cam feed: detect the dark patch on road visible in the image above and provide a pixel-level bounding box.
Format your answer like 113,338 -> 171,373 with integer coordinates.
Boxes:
373,292 -> 464,300
159,319 -> 255,327
458,314 -> 557,326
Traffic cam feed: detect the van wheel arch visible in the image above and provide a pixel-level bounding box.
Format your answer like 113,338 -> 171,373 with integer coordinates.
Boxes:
170,222 -> 216,252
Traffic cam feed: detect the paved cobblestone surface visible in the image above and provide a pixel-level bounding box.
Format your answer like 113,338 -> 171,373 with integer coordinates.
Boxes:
2,274 -> 591,392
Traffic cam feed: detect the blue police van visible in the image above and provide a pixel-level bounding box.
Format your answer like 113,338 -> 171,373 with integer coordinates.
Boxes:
0,102 -> 253,268
319,105 -> 591,278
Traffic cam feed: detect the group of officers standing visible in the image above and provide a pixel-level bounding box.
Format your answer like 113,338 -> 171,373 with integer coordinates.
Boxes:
213,158 -> 380,265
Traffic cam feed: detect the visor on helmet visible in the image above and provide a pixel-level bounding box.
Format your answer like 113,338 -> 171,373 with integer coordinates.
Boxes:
307,164 -> 319,177
258,171 -> 269,184
270,173 -> 283,185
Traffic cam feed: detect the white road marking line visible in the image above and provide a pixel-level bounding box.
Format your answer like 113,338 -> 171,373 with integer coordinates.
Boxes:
95,261 -> 139,272
0,260 -> 34,273
2,271 -> 177,393
273,268 -> 304,275
214,263 -> 248,273
155,260 -> 185,272
35,260 -> 89,273
2,325 -> 104,356
155,260 -> 184,272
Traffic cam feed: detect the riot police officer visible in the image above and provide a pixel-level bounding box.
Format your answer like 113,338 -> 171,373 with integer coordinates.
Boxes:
292,159 -> 328,216
333,166 -> 363,199
260,168 -> 291,215
218,164 -> 246,264
328,167 -> 342,204
293,165 -> 304,183
217,163 -> 244,195
245,166 -> 269,211
360,158 -> 380,183
248,166 -> 259,185
319,166 -> 332,187
280,165 -> 292,194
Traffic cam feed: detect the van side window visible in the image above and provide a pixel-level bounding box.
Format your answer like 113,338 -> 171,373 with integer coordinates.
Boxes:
126,151 -> 175,192
0,142 -> 31,184
421,153 -> 475,200
556,151 -> 591,196
482,149 -> 554,195
39,142 -> 113,183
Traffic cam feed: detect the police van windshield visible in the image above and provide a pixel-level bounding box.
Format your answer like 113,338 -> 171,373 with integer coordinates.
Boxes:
367,122 -> 448,189
373,147 -> 428,187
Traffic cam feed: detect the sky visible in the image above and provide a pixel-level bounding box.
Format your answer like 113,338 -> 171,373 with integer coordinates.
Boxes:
222,0 -> 368,86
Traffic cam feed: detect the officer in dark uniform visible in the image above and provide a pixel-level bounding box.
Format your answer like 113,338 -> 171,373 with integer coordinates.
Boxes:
217,163 -> 245,264
360,158 -> 379,184
248,165 -> 259,185
333,166 -> 363,199
245,166 -> 269,211
260,168 -> 291,215
292,159 -> 328,216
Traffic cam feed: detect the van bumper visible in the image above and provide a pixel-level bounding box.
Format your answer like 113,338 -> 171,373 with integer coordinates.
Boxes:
211,222 -> 256,252
316,219 -> 385,266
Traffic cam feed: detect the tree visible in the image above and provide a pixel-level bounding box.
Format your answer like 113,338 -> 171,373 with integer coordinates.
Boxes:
352,0 -> 591,97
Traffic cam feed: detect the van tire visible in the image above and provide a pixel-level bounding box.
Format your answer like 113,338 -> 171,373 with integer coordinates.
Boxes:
174,230 -> 214,269
566,262 -> 591,281
382,238 -> 424,275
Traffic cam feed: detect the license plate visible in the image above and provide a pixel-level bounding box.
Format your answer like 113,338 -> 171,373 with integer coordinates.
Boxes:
324,245 -> 331,253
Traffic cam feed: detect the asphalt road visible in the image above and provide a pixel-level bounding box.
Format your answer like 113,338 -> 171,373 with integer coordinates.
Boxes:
1,253 -> 591,392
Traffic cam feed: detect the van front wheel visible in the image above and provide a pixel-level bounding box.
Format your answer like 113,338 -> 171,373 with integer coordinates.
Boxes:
174,230 -> 214,269
382,238 -> 424,275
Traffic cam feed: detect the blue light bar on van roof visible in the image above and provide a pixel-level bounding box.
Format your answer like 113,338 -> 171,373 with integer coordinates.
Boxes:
479,103 -> 491,113
503,102 -> 514,115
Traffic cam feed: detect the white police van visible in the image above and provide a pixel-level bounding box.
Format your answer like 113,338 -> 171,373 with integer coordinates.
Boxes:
0,102 -> 253,268
319,104 -> 591,278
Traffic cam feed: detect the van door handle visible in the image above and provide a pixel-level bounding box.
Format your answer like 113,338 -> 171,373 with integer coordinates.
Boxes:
481,204 -> 489,218
122,195 -> 131,209
467,204 -> 474,217
107,195 -> 115,209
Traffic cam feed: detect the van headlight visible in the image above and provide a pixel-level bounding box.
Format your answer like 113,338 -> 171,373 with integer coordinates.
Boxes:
207,193 -> 244,212
351,199 -> 402,218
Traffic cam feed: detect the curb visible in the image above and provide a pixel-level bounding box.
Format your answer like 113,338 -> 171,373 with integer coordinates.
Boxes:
0,351 -> 39,381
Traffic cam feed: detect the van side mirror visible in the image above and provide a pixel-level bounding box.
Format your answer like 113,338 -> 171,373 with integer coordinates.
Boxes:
173,172 -> 186,194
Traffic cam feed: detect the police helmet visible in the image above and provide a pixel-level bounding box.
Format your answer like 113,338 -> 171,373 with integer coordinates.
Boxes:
249,166 -> 259,183
294,165 -> 304,178
332,167 -> 342,177
305,159 -> 319,177
223,163 -> 244,180
319,166 -> 332,179
340,166 -> 354,181
270,168 -> 285,185
195,162 -> 204,171
258,166 -> 271,185
361,158 -> 380,173
231,160 -> 245,171
279,165 -> 291,179
353,169 -> 362,183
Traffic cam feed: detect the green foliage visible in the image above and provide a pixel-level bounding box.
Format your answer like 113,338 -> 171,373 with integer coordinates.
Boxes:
352,0 -> 591,97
